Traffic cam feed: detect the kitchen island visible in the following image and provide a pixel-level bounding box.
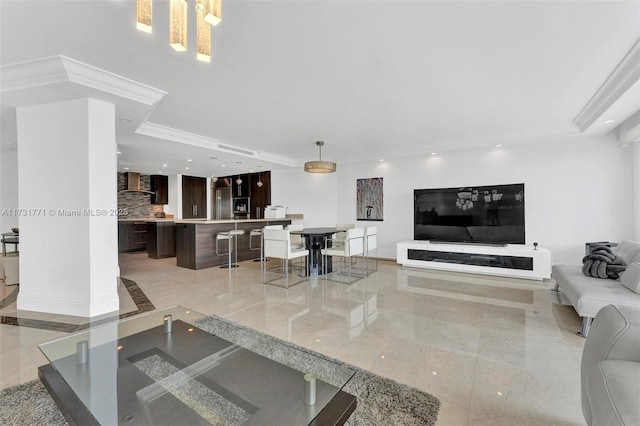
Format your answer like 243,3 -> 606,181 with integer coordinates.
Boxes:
118,218 -> 176,257
175,218 -> 291,270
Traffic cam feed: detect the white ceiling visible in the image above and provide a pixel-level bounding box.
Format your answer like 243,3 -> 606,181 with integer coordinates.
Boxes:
1,0 -> 639,177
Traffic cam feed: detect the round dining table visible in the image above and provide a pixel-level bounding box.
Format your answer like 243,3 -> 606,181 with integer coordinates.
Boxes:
293,228 -> 345,276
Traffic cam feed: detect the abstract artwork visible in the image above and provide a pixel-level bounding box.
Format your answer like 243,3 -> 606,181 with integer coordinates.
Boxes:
356,177 -> 383,221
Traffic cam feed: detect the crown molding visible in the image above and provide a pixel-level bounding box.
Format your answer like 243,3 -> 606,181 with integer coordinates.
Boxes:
0,55 -> 167,106
1,55 -> 297,169
574,38 -> 640,132
257,151 -> 297,167
615,110 -> 640,147
137,122 -> 298,166
137,121 -> 221,148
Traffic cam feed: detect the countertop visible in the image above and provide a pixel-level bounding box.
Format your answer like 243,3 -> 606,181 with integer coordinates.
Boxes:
118,218 -> 292,224
119,216 -> 300,223
118,218 -> 175,222
174,218 -> 289,224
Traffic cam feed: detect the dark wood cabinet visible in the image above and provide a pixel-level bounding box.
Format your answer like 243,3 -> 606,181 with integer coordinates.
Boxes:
182,175 -> 207,219
232,174 -> 250,198
118,221 -> 147,253
216,171 -> 271,219
150,175 -> 169,205
147,222 -> 176,258
250,171 -> 271,219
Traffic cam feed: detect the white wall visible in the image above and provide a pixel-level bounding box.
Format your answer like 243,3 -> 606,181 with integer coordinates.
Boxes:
272,135 -> 632,264
271,168 -> 338,227
0,150 -> 19,231
164,174 -> 178,217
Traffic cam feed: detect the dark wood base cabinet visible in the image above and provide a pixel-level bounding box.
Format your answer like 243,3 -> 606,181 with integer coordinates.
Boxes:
147,222 -> 176,259
118,221 -> 147,253
176,220 -> 291,270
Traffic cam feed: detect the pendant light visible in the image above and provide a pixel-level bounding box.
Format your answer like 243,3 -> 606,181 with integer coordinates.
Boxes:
304,141 -> 336,173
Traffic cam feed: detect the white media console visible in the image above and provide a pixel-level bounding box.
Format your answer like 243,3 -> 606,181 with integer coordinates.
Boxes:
396,240 -> 552,280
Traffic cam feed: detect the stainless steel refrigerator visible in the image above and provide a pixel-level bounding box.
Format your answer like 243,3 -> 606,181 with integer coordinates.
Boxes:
214,186 -> 233,219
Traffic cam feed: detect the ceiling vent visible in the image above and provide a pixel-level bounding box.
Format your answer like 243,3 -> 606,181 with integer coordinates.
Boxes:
217,144 -> 256,156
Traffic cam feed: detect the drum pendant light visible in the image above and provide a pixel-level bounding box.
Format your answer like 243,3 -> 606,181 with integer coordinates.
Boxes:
304,141 -> 336,173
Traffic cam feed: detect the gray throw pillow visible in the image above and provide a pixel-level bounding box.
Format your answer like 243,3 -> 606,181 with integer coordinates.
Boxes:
621,262 -> 640,294
616,240 -> 640,266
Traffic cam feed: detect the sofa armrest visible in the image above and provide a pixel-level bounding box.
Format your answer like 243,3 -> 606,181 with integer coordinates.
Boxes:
581,304 -> 640,424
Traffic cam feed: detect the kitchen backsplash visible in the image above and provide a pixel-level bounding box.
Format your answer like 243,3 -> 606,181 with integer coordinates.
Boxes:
117,173 -> 164,218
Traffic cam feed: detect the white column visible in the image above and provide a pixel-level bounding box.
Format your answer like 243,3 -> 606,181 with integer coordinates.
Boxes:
633,142 -> 640,242
16,98 -> 119,317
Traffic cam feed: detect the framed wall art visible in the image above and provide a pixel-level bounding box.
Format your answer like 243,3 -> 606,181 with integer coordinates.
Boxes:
356,177 -> 383,221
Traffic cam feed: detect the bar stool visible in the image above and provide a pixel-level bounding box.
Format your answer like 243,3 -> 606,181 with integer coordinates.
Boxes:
216,230 -> 245,269
250,228 -> 263,261
249,228 -> 269,276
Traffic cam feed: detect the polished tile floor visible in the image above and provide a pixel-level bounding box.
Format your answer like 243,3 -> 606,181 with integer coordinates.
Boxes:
0,253 -> 587,425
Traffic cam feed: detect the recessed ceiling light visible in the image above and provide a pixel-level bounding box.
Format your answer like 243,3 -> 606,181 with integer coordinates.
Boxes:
117,151 -> 122,154
124,167 -> 129,170
157,171 -> 162,174
185,167 -> 190,170
430,152 -> 437,156
602,119 -> 616,124
119,118 -> 132,123
221,164 -> 226,168
495,144 -> 503,148
379,159 -> 384,162
249,169 -> 254,172
187,159 -> 193,162
162,163 -> 168,167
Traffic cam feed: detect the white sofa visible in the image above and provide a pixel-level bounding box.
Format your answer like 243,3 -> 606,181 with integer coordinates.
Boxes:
0,253 -> 19,286
552,240 -> 640,336
581,304 -> 640,425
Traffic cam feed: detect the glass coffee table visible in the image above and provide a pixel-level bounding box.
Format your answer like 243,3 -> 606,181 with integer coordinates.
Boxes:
38,306 -> 356,425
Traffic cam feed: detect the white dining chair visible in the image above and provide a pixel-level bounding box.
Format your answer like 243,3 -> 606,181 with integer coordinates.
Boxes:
364,226 -> 378,274
286,224 -> 305,249
262,229 -> 308,287
333,224 -> 355,248
321,227 -> 365,284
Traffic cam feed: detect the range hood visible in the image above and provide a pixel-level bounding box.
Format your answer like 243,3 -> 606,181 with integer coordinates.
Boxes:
120,172 -> 154,194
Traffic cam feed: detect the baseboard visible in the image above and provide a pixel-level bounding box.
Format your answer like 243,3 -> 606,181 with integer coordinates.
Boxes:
17,293 -> 119,317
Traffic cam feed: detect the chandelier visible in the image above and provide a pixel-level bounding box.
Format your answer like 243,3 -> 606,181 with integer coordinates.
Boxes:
304,141 -> 337,173
136,0 -> 221,63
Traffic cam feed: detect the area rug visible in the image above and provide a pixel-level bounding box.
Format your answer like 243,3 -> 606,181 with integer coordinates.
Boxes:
0,380 -> 66,425
0,315 -> 440,426
194,315 -> 440,425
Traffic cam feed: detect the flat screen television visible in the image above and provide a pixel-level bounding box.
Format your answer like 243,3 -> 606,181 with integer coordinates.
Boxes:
414,183 -> 525,245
